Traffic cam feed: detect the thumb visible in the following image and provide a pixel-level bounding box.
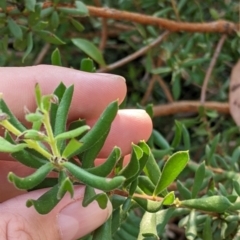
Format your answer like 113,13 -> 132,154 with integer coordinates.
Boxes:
0,186 -> 112,240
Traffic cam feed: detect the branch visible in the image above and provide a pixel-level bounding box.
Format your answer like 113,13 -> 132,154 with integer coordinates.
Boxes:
200,34 -> 227,104
153,101 -> 229,117
97,31 -> 169,72
87,6 -> 239,33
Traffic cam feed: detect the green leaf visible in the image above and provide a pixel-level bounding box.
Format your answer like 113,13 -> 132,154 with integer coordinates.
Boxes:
75,1 -> 89,15
50,11 -> 59,29
58,7 -> 88,16
73,101 -> 118,156
177,180 -> 192,200
80,129 -> 110,168
86,147 -> 121,177
8,162 -> 54,190
191,162 -> 205,198
56,125 -> 90,141
152,129 -> 170,149
54,85 -> 74,149
24,0 -> 36,12
70,18 -> 85,32
11,148 -> 48,168
0,0 -> 6,10
203,216 -> 212,240
22,32 -> 33,62
62,138 -> 83,158
186,210 -> 197,240
25,112 -> 43,123
181,196 -> 232,213
40,7 -> 54,18
138,212 -> 158,240
171,120 -> 182,148
150,66 -> 172,74
154,151 -> 189,196
93,215 -> 112,240
172,73 -> 181,100
138,176 -> 155,195
62,162 -> 125,191
35,83 -> 42,108
50,82 -> 66,129
80,58 -> 95,72
26,184 -> 61,214
182,124 -> 191,150
57,176 -> 74,199
83,186 -> 108,209
0,137 -> 27,153
72,38 -> 106,66
233,180 -> 240,196
35,30 -> 65,45
118,144 -> 142,186
163,191 -> 175,205
143,152 -> 161,185
51,48 -> 62,66
8,17 -> 23,40
156,208 -> 174,235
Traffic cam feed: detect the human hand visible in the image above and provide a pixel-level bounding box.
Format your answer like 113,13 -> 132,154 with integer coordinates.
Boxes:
0,65 -> 152,240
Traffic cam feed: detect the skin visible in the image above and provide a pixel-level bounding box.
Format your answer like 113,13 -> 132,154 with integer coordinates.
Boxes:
0,65 -> 152,240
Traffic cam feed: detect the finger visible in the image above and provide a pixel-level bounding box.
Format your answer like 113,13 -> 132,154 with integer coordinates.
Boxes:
0,65 -> 126,123
0,186 -> 111,240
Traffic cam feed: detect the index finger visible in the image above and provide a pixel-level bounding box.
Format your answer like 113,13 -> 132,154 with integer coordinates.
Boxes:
0,65 -> 126,123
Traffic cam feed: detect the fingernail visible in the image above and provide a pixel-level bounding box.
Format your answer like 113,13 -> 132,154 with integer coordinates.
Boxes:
95,73 -> 126,82
57,192 -> 111,240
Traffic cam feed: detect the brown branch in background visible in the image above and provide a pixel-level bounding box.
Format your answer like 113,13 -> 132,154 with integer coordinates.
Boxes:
33,43 -> 51,65
200,34 -> 227,104
86,6 -> 239,33
141,76 -> 156,105
153,101 -> 229,117
93,0 -> 108,51
156,75 -> 174,103
97,31 -> 170,72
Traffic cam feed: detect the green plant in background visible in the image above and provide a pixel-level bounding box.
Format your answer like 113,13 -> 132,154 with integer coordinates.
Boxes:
1,0 -> 240,239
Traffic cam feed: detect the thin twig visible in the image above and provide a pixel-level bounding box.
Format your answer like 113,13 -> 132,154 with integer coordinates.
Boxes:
153,101 -> 229,117
33,43 -> 51,65
200,34 -> 227,104
171,0 -> 181,21
97,31 -> 170,72
141,76 -> 156,105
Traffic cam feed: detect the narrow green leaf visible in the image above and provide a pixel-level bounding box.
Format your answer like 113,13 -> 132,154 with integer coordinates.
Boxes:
8,17 -> 23,40
150,66 -> 172,74
73,101 -> 118,156
26,184 -> 61,214
35,83 -> 42,108
181,57 -> 209,68
80,129 -> 110,168
0,137 -> 27,153
152,129 -> 170,149
50,11 -> 59,29
233,180 -> 240,196
40,7 -> 54,18
56,125 -> 90,140
11,148 -> 48,168
163,191 -> 175,205
70,18 -> 85,32
129,179 -> 138,196
72,38 -> 106,66
138,176 -> 155,195
57,176 -> 74,200
177,180 -> 192,200
35,30 -> 65,45
25,112 -> 43,122
154,151 -> 189,196
172,73 -> 181,100
54,85 -> 74,149
80,58 -> 95,72
93,214 -> 112,240
24,0 -> 36,12
51,48 -> 62,66
83,186 -> 108,209
8,162 -> 54,190
118,144 -> 142,186
171,120 -> 183,148
192,162 -> 205,198
75,1 -> 89,15
156,208 -> 174,235
182,124 -> 191,150
186,210 -> 197,240
62,138 -> 83,158
152,148 -> 173,160
86,147 -> 121,177
62,162 -> 125,191
0,98 -> 26,131
181,196 -> 232,213
57,7 -> 88,16
203,216 -> 212,240
50,82 -> 66,129
138,212 -> 158,240
143,151 -> 161,185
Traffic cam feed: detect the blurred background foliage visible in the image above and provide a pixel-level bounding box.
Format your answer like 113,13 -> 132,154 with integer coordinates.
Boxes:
1,0 -> 240,239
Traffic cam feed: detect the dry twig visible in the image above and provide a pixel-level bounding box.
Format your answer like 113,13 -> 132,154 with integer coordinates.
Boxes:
97,31 -> 170,72
33,43 -> 51,65
153,101 -> 229,117
200,34 -> 227,104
